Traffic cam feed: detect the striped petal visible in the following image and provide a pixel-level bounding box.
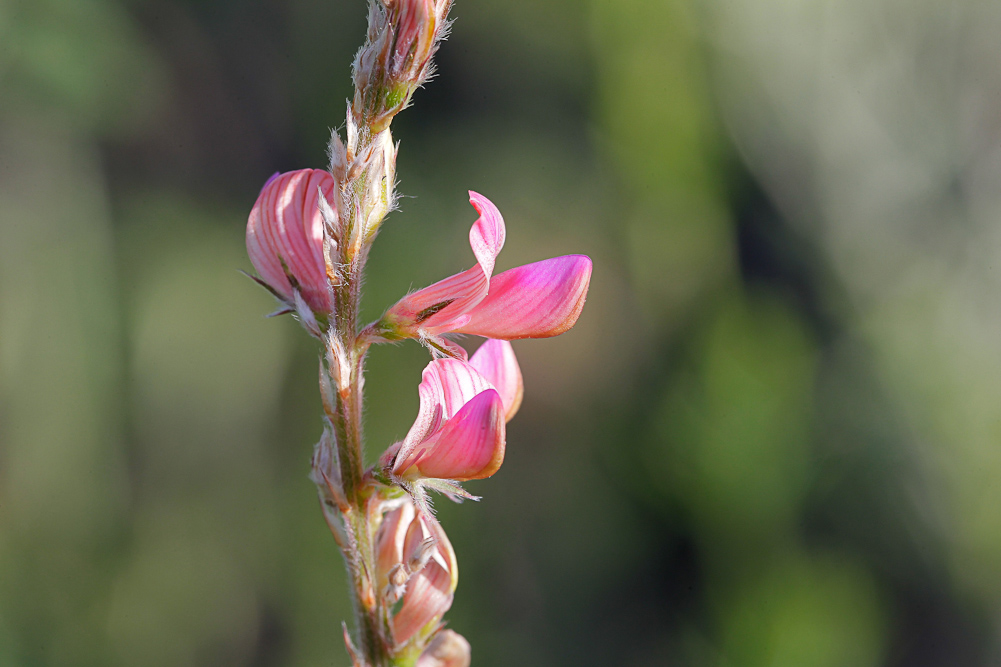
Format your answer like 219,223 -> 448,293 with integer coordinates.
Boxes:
246,169 -> 335,313
396,358 -> 495,471
455,255 -> 592,339
393,544 -> 455,644
382,192 -> 505,335
377,503 -> 459,645
398,389 -> 505,482
469,339 -> 523,421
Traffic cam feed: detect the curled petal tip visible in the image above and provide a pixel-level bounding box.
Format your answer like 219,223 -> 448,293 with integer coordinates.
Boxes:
380,192 -> 506,337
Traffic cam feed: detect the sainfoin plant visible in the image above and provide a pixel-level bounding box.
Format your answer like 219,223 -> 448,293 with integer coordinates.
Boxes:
244,2 -> 591,665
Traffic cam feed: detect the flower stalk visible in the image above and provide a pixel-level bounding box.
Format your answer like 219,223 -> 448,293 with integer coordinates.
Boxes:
244,2 -> 591,665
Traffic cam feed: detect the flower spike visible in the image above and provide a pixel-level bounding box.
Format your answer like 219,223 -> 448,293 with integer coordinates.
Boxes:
243,1 -> 591,661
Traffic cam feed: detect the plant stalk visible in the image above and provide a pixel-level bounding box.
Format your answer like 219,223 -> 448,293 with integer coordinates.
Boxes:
327,125 -> 395,666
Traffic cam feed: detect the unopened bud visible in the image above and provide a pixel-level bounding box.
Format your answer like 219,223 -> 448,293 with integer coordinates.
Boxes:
309,426 -> 345,509
391,0 -> 435,80
246,169 -> 336,317
328,129 -> 348,183
416,629 -> 471,667
351,0 -> 452,130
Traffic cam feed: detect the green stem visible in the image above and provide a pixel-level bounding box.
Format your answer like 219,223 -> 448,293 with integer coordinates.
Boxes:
328,125 -> 394,667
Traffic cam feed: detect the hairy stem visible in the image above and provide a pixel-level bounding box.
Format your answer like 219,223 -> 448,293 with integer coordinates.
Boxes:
328,125 -> 394,666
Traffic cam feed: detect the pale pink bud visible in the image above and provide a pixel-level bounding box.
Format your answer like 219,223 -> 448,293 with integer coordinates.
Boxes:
246,169 -> 336,315
374,499 -> 458,646
375,500 -> 416,594
394,509 -> 457,645
391,0 -> 437,81
416,630 -> 471,667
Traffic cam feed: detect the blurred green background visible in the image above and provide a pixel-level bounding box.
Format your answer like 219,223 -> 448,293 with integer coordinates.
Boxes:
2,0 -> 1001,665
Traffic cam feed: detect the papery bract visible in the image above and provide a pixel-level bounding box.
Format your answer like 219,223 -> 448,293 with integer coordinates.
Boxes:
375,500 -> 458,645
246,169 -> 336,314
378,192 -> 591,343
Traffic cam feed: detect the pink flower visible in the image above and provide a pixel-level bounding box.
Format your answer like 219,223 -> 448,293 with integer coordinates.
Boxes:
246,169 -> 336,316
377,192 -> 592,345
388,339 -> 522,497
375,499 -> 458,645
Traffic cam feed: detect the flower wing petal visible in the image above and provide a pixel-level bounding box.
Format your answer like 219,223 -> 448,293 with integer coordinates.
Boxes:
393,513 -> 458,645
394,359 -> 495,474
413,389 -> 505,482
375,502 -> 416,591
455,255 -> 592,339
469,339 -> 523,421
392,556 -> 454,645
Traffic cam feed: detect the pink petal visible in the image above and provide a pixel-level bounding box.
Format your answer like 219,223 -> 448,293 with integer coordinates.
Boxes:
396,358 -> 497,471
466,191 -> 505,278
469,339 -> 523,422
246,169 -> 334,313
454,255 -> 592,339
403,512 -> 457,590
411,389 -> 505,481
375,501 -> 417,591
393,513 -> 458,645
392,557 -> 453,645
382,192 -> 505,335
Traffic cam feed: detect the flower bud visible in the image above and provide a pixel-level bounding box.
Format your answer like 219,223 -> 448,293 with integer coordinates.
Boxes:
390,0 -> 436,81
309,426 -> 344,508
416,630 -> 471,667
374,499 -> 458,646
351,0 -> 452,130
246,169 -> 336,316
385,563 -> 409,604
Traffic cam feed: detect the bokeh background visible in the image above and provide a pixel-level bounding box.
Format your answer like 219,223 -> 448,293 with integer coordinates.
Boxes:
3,0 -> 1001,665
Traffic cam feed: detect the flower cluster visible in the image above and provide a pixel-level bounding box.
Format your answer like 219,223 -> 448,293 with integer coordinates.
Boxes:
244,1 -> 590,665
